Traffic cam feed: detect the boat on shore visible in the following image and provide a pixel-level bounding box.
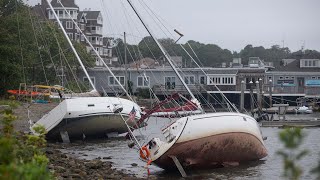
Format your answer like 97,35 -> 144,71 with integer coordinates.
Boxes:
33,96 -> 143,141
141,112 -> 267,170
125,0 -> 267,175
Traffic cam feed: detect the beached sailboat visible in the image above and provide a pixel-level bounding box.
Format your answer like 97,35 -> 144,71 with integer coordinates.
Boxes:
31,0 -> 144,141
125,0 -> 267,175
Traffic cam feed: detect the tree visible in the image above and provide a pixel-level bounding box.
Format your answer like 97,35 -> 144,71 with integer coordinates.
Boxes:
0,1 -> 95,95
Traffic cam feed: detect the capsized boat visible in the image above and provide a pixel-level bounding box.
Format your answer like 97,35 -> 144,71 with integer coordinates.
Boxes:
32,96 -> 143,141
139,112 -> 267,170
125,0 -> 268,175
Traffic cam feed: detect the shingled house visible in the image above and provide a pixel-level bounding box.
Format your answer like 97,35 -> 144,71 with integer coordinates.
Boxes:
32,0 -> 116,66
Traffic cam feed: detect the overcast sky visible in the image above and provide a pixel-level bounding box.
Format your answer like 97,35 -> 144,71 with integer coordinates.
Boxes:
25,0 -> 320,52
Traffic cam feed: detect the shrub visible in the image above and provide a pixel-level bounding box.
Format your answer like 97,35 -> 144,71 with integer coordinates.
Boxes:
0,103 -> 53,180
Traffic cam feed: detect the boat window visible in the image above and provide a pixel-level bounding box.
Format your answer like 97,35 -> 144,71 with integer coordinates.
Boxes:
88,104 -> 95,107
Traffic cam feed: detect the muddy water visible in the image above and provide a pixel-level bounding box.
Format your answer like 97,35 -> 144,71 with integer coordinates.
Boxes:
62,115 -> 320,179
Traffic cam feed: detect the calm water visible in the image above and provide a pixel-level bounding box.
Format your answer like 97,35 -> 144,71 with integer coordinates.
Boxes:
62,114 -> 320,179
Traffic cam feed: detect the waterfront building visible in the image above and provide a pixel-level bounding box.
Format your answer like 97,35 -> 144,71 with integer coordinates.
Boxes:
265,59 -> 320,98
32,0 -> 117,66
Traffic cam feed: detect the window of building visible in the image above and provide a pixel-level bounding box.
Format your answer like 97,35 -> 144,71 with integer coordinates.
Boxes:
311,77 -> 316,79
313,60 -> 316,67
69,10 -> 73,18
137,76 -> 150,87
165,76 -> 175,89
67,33 -> 73,40
80,24 -> 85,30
279,76 -> 284,80
305,61 -> 308,67
58,10 -> 63,18
199,76 -> 206,84
109,76 -> 125,86
207,76 -> 235,85
318,77 -> 320,79
80,34 -> 84,41
291,77 -> 295,79
184,76 -> 195,85
285,77 -> 289,79
66,21 -> 73,29
83,77 -> 95,87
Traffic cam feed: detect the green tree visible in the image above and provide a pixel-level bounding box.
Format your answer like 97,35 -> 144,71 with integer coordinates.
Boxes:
0,0 -> 95,96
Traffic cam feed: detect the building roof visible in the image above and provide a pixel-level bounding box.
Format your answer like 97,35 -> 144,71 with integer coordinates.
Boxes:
273,59 -> 320,72
51,0 -> 79,8
31,4 -> 47,20
79,11 -> 101,20
130,58 -> 160,69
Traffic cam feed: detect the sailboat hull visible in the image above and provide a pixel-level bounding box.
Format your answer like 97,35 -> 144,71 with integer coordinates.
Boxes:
46,113 -> 139,140
145,112 -> 267,170
153,132 -> 267,169
32,97 -> 142,141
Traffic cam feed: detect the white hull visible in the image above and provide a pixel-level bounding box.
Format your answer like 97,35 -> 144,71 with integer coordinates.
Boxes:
295,106 -> 313,114
32,97 -> 142,140
142,112 -> 267,170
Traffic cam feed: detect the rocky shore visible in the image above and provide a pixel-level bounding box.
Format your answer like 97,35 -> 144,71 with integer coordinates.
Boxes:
46,143 -> 146,179
9,102 -> 154,179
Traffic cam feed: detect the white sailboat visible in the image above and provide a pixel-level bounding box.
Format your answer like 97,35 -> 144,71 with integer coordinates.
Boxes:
125,0 -> 267,175
31,0 -> 144,141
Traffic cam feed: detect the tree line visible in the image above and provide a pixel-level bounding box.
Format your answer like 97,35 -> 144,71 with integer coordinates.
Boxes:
115,36 -> 320,68
1,0 -> 320,96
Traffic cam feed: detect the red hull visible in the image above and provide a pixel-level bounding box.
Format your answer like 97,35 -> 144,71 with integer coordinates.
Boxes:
153,132 -> 267,170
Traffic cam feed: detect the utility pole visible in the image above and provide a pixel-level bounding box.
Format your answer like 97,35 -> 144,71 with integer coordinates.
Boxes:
269,79 -> 273,108
240,80 -> 245,113
249,80 -> 254,114
124,32 -> 128,94
256,80 -> 261,110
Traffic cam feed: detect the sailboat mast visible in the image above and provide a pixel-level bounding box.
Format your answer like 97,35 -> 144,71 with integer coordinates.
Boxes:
56,2 -> 134,101
46,0 -> 96,91
126,0 -> 204,113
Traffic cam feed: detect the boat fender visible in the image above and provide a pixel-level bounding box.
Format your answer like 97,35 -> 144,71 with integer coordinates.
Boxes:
139,145 -> 150,160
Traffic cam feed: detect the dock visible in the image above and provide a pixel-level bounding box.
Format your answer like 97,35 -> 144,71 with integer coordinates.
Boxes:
260,119 -> 320,127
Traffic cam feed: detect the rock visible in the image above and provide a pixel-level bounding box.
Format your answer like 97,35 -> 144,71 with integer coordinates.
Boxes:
54,166 -> 66,173
69,173 -> 81,179
79,171 -> 87,177
60,154 -> 67,158
61,173 -> 69,178
85,160 -> 103,169
131,163 -> 138,167
46,150 -> 54,154
103,156 -> 112,160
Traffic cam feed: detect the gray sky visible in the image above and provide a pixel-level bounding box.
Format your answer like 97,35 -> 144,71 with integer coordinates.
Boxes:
26,0 -> 320,52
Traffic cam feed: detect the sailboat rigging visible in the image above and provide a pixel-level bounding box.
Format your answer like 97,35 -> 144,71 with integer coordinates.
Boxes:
30,0 -> 145,142
125,0 -> 268,175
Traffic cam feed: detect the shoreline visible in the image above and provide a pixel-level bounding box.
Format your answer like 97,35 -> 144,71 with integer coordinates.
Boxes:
8,102 -> 151,179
